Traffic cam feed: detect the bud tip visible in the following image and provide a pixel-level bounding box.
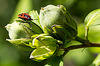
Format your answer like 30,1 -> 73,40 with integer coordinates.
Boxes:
5,26 -> 7,28
57,5 -> 60,8
41,7 -> 44,10
30,55 -> 34,59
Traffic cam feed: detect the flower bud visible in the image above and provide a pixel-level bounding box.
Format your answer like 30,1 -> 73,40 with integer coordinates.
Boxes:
5,21 -> 31,40
40,5 -> 77,41
30,34 -> 58,62
5,19 -> 43,49
6,19 -> 43,39
15,19 -> 43,34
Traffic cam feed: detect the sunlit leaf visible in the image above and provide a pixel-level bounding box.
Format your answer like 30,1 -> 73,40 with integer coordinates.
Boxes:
6,38 -> 32,46
30,34 -> 58,62
29,10 -> 41,28
85,9 -> 100,26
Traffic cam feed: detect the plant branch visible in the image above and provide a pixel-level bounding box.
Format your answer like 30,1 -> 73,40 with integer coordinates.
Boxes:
63,42 -> 100,57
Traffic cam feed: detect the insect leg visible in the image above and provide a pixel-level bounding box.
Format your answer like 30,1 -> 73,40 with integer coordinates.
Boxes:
29,21 -> 32,28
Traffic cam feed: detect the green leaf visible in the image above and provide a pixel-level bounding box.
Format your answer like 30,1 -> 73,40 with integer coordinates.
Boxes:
6,38 -> 32,46
60,5 -> 77,31
6,38 -> 33,51
52,25 -> 73,40
30,34 -> 58,62
85,9 -> 100,26
84,9 -> 100,40
93,54 -> 100,66
29,10 -> 43,33
29,10 -> 41,28
45,56 -> 63,66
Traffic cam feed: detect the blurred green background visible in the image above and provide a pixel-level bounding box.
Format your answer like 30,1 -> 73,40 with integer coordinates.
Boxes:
0,0 -> 100,66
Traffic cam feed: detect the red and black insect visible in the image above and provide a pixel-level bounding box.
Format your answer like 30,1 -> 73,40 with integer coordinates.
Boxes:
18,13 -> 33,28
18,13 -> 33,21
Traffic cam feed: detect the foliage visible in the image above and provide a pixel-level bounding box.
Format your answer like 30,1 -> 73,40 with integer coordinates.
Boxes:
1,0 -> 100,66
5,4 -> 100,66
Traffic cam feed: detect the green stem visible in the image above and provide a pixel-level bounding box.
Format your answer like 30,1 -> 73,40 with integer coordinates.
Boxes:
85,26 -> 89,41
75,36 -> 86,44
63,36 -> 100,57
63,42 -> 100,57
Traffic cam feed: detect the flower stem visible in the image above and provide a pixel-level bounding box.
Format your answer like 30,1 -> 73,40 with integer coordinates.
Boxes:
85,26 -> 89,41
63,36 -> 100,57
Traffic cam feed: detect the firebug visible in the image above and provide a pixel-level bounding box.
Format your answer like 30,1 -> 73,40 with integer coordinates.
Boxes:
18,13 -> 33,21
18,13 -> 33,28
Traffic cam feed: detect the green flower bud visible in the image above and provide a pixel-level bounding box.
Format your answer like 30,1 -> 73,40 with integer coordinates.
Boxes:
30,34 -> 58,62
5,21 -> 31,40
5,21 -> 33,50
40,5 -> 77,41
5,19 -> 43,50
5,19 -> 43,40
15,19 -> 43,34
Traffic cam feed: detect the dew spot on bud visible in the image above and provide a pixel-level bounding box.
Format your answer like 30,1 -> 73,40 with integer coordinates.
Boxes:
5,26 -> 7,28
52,25 -> 57,28
57,5 -> 60,8
41,7 -> 44,10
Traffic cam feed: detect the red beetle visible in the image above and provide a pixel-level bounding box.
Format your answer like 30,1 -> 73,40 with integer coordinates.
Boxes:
18,13 -> 33,28
18,13 -> 33,21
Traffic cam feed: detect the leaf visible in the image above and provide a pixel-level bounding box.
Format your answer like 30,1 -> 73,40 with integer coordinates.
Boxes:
45,56 -> 63,66
30,34 -> 58,62
29,10 -> 43,33
6,38 -> 32,46
85,9 -> 100,26
60,5 -> 77,31
93,54 -> 100,66
84,9 -> 100,40
6,38 -> 33,51
29,10 -> 41,28
52,25 -> 73,41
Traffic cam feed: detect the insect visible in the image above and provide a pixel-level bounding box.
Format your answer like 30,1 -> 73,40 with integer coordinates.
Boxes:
18,13 -> 33,28
18,13 -> 33,21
